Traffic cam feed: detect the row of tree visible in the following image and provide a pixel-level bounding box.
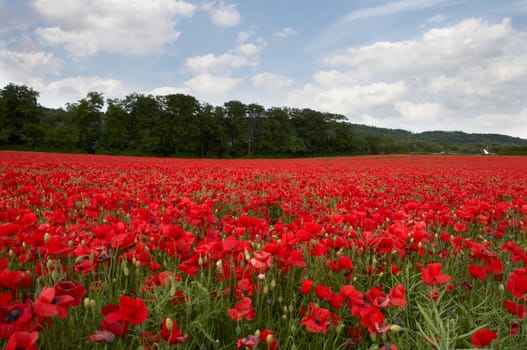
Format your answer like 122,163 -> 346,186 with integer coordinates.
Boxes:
1,83 -> 525,157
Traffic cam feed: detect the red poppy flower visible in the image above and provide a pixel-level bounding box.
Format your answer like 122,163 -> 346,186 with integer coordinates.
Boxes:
471,328 -> 497,347
301,305 -> 332,334
301,279 -> 314,295
421,263 -> 451,286
5,331 -> 39,350
118,296 -> 148,326
503,300 -> 527,319
359,306 -> 387,334
259,329 -> 278,350
315,285 -> 333,301
100,304 -> 129,337
0,300 -> 33,339
54,280 -> 86,307
160,317 -> 189,344
506,270 -> 527,298
228,297 -> 255,321
468,265 -> 488,280
388,284 -> 407,307
33,287 -> 74,319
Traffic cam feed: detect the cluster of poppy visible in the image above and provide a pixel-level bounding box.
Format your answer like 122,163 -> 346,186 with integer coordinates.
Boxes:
1,152 -> 527,348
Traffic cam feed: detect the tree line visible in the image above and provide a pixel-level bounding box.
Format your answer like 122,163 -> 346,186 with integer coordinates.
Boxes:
1,83 -> 525,157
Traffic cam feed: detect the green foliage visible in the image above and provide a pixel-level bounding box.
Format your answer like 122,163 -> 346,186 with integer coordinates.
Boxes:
1,83 -> 526,157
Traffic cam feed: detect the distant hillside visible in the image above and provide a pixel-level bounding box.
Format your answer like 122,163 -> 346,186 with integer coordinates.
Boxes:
351,124 -> 527,145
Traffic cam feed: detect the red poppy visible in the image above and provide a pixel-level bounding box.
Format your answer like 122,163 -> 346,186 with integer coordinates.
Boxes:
421,263 -> 451,286
506,270 -> 527,298
54,280 -> 86,307
301,279 -> 314,295
160,317 -> 189,344
315,285 -> 333,301
388,284 -> 407,307
100,304 -> 129,337
359,306 -> 387,334
301,305 -> 332,334
259,329 -> 278,350
468,265 -> 488,280
503,300 -> 527,319
471,328 -> 497,347
33,287 -> 74,319
0,300 -> 33,339
5,331 -> 39,350
118,295 -> 148,326
228,297 -> 255,321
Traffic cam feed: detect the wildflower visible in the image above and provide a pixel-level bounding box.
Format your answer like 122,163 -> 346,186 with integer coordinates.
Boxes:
5,331 -> 38,350
228,298 -> 255,321
421,263 -> 451,286
471,328 -> 497,348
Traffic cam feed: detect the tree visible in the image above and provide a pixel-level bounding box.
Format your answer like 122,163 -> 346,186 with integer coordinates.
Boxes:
245,103 -> 264,155
0,83 -> 42,145
223,101 -> 247,156
68,91 -> 104,154
103,99 -> 130,151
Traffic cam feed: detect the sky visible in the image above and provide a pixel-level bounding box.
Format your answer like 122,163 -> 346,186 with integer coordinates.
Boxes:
1,0 -> 527,138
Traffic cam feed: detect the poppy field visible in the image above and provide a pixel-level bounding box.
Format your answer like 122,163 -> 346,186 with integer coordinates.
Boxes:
1,151 -> 527,349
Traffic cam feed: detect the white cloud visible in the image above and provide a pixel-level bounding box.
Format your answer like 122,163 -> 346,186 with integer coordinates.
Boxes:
237,31 -> 254,44
205,1 -> 240,27
395,101 -> 446,122
344,0 -> 446,22
274,27 -> 296,38
419,13 -> 446,28
184,73 -> 242,99
252,72 -> 292,91
185,52 -> 255,74
147,86 -> 192,96
287,17 -> 527,137
0,46 -> 62,86
38,76 -> 129,108
32,0 -> 196,56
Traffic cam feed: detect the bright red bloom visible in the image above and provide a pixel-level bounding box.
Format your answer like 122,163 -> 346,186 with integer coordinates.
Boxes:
506,270 -> 527,298
503,300 -> 527,319
33,287 -> 74,319
315,285 -> 333,301
301,279 -> 314,295
118,296 -> 148,326
228,297 -> 255,321
301,305 -> 332,334
421,263 -> 451,286
359,306 -> 387,334
259,329 -> 278,350
0,300 -> 33,339
160,317 -> 189,344
388,284 -> 407,307
468,265 -> 488,280
100,304 -> 129,337
471,328 -> 497,347
54,280 -> 86,307
5,331 -> 39,350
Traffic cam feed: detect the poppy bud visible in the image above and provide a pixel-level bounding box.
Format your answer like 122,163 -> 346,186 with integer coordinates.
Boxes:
270,279 -> 276,289
44,232 -> 50,243
164,318 -> 173,332
390,324 -> 404,332
254,329 -> 260,337
83,297 -> 90,309
266,334 -> 274,346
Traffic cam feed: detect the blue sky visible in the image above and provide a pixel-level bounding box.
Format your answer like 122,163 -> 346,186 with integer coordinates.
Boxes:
1,0 -> 527,138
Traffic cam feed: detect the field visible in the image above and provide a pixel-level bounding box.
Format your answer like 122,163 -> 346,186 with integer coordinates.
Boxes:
1,151 -> 527,349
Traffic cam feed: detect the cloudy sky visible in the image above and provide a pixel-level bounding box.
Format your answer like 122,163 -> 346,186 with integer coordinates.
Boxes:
2,0 -> 527,138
